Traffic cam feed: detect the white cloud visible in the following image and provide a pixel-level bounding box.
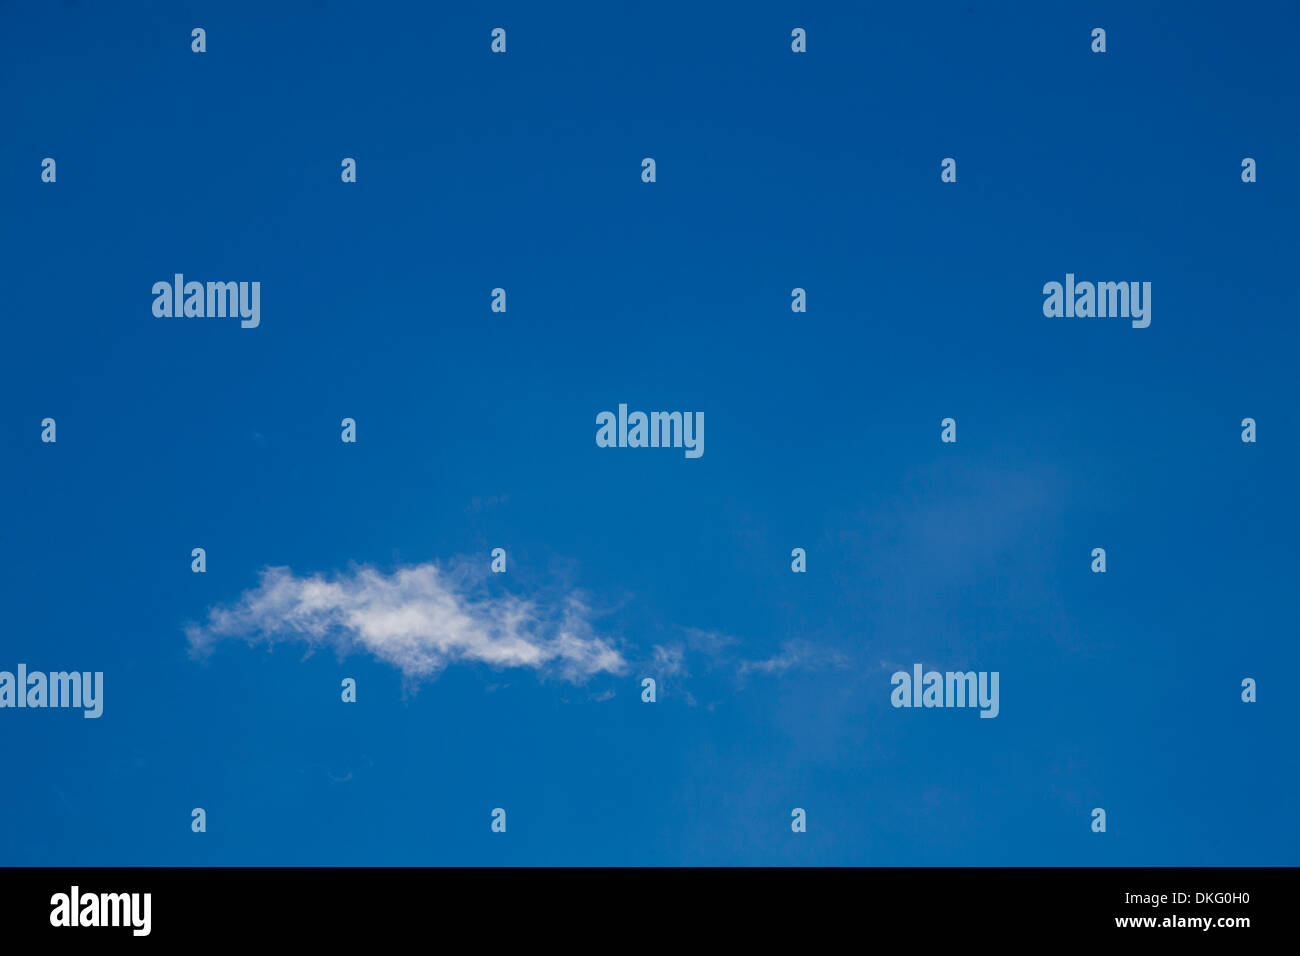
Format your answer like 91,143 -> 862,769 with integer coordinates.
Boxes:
736,641 -> 850,676
186,562 -> 626,683
650,642 -> 688,677
686,627 -> 740,652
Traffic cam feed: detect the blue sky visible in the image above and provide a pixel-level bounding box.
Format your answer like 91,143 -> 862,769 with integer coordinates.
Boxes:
2,0 -> 1297,865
